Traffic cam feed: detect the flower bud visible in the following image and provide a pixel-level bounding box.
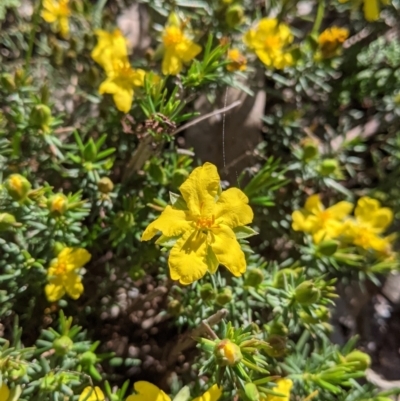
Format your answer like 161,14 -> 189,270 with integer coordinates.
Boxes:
273,268 -> 302,289
83,139 -> 97,162
5,174 -> 32,201
80,351 -> 97,367
29,104 -> 52,132
199,283 -> 216,302
244,268 -> 264,287
317,239 -> 339,256
268,321 -> 288,336
300,138 -> 319,161
265,334 -> 287,358
53,336 -> 73,356
294,281 -> 321,305
167,299 -> 183,316
97,177 -> 114,194
300,306 -> 331,324
48,193 -> 68,215
216,288 -> 232,306
344,350 -> 371,371
1,73 -> 16,92
9,364 -> 27,380
114,211 -> 135,230
319,158 -> 339,176
225,4 -> 244,28
0,213 -> 17,231
243,383 -> 260,401
214,339 -> 242,366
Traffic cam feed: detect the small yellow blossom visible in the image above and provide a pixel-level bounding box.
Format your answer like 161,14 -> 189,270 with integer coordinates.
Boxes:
262,379 -> 293,401
79,387 -> 105,401
126,382 -> 222,401
292,194 -> 353,243
339,0 -> 390,21
99,59 -> 146,113
162,25 -> 202,75
244,18 -> 294,69
226,48 -> 247,72
91,29 -> 129,73
41,0 -> 71,38
318,26 -> 349,58
342,196 -> 393,252
141,162 -> 254,284
0,383 -> 9,401
45,247 -> 91,302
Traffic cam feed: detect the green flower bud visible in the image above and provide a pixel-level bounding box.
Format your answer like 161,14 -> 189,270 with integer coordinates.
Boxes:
199,283 -> 216,302
0,213 -> 17,231
83,139 -> 97,162
300,306 -> 331,324
167,299 -> 183,316
216,288 -> 232,306
265,334 -> 287,358
97,177 -> 114,194
344,350 -> 371,371
319,158 -> 339,176
29,104 -> 52,133
294,281 -> 321,305
243,383 -> 260,401
301,138 -> 319,161
5,174 -> 32,201
80,351 -> 97,368
225,4 -> 244,28
268,321 -> 288,336
273,268 -> 302,289
48,193 -> 68,215
114,211 -> 135,230
244,268 -> 264,287
1,73 -> 16,92
214,339 -> 242,366
317,239 -> 339,256
53,336 -> 73,356
9,364 -> 27,380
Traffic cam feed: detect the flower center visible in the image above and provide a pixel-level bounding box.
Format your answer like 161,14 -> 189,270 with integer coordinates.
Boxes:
112,60 -> 135,78
55,262 -> 67,276
10,176 -> 22,191
196,215 -> 216,230
163,26 -> 184,47
264,35 -> 281,50
319,210 -> 331,222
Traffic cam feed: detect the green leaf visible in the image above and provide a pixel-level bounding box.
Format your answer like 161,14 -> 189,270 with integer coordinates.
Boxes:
169,192 -> 188,209
172,386 -> 191,401
155,235 -> 179,247
233,226 -> 258,239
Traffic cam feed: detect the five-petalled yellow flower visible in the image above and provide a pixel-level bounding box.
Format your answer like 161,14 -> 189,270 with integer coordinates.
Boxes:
126,381 -> 222,401
141,163 -> 254,284
41,0 -> 71,38
244,18 -> 294,69
45,247 -> 91,302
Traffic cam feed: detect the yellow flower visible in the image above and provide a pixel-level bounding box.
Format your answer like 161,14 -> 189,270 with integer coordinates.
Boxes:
141,162 -> 254,284
244,18 -> 294,69
45,247 -> 91,302
318,26 -> 349,58
162,25 -> 202,75
91,29 -> 128,73
99,59 -> 146,113
262,379 -> 293,401
41,0 -> 71,38
79,387 -> 105,401
339,0 -> 390,21
126,381 -> 222,401
292,194 -> 353,243
342,196 -> 393,252
226,48 -> 247,72
0,383 -> 9,401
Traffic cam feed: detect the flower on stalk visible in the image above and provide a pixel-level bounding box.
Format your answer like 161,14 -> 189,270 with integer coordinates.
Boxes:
141,162 -> 254,284
244,18 -> 294,69
91,29 -> 129,73
226,48 -> 247,72
79,386 -> 105,401
339,0 -> 390,21
161,16 -> 202,75
291,194 -> 353,243
342,196 -> 394,253
262,378 -> 292,401
125,381 -> 222,401
318,27 -> 349,58
41,0 -> 71,38
45,247 -> 91,302
99,59 -> 146,113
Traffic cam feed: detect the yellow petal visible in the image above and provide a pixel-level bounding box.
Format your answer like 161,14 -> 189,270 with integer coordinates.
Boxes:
326,201 -> 353,220
291,210 -> 311,232
169,230 -> 209,285
179,163 -> 220,217
264,378 -> 293,401
45,277 -> 65,302
364,0 -> 380,21
126,381 -> 171,401
214,188 -> 253,228
41,9 -> 57,22
210,224 -> 246,276
64,272 -> 84,300
141,206 -> 192,241
372,207 -> 393,232
162,49 -> 183,75
62,248 -> 91,270
255,49 -> 273,67
175,39 -> 202,63
0,383 -> 10,401
59,16 -> 69,38
79,387 -> 105,401
304,194 -> 323,213
192,385 -> 222,401
112,87 -> 134,113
